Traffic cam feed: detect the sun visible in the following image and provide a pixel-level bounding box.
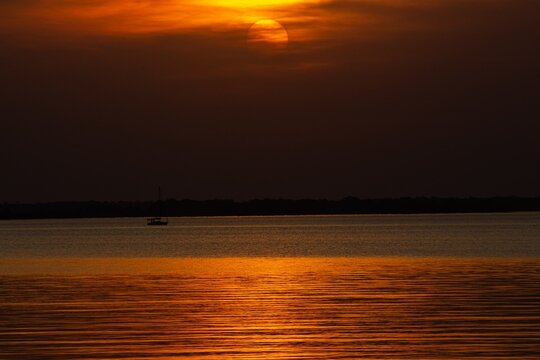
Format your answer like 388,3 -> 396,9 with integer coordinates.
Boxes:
247,19 -> 288,51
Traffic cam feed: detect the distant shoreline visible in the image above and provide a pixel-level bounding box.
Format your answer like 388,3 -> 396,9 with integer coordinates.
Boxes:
1,197 -> 539,220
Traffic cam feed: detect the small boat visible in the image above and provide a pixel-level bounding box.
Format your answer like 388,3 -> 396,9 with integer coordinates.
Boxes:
147,217 -> 168,226
147,186 -> 168,226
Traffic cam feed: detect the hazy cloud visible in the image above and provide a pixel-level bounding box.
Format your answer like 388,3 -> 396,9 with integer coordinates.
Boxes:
1,0 -> 539,201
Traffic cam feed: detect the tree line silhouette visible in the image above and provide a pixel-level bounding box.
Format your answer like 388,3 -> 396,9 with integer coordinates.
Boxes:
1,197 -> 539,219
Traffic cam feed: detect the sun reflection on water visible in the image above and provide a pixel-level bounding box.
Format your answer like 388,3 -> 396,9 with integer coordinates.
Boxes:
1,257 -> 539,359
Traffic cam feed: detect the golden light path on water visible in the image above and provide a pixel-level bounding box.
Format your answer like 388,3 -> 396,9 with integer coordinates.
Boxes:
1,257 -> 540,359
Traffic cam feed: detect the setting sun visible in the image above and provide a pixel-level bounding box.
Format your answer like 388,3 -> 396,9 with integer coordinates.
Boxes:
247,19 -> 289,51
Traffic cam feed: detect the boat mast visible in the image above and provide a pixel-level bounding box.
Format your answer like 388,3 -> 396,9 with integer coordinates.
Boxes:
148,186 -> 168,225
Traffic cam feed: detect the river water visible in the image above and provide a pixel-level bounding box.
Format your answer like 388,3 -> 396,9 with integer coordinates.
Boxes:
1,213 -> 539,359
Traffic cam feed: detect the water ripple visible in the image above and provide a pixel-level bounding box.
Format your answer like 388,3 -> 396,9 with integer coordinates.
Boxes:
1,258 -> 539,359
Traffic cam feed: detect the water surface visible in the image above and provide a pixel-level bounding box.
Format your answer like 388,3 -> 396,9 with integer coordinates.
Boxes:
1,213 -> 539,257
1,214 -> 539,359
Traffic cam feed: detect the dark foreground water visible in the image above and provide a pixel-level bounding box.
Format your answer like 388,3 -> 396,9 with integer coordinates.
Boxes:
1,214 -> 539,359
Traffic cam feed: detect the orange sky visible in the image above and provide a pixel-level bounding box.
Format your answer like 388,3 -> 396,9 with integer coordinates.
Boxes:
0,0 -> 539,201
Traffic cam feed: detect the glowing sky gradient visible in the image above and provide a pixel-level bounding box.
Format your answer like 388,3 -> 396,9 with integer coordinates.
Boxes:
0,0 -> 539,201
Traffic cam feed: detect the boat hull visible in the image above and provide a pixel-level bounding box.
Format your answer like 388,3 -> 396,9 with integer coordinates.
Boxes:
147,218 -> 168,226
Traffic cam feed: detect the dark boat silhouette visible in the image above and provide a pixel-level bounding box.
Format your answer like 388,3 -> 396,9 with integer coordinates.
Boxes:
147,217 -> 168,226
147,186 -> 168,226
